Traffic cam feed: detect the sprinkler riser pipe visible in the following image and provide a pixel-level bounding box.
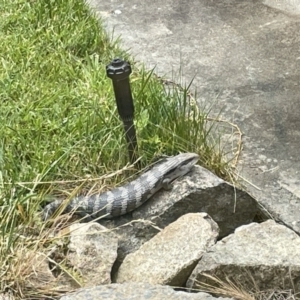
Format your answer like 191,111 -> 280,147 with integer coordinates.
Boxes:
111,78 -> 134,122
106,58 -> 140,167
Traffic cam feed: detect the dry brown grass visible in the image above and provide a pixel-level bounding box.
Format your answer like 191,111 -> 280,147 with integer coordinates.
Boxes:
193,273 -> 299,300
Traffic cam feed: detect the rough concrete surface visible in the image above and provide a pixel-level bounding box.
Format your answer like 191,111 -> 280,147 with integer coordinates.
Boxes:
87,0 -> 300,233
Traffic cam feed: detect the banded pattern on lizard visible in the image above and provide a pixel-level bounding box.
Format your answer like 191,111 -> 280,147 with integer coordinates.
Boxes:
42,153 -> 199,221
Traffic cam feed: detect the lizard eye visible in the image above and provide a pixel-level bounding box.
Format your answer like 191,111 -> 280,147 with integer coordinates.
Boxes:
162,178 -> 172,190
179,165 -> 188,172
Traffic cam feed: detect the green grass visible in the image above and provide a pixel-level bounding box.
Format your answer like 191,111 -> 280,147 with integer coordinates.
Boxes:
0,0 -> 236,298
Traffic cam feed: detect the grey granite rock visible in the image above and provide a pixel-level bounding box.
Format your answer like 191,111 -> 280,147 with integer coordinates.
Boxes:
133,165 -> 258,238
100,165 -> 258,277
186,220 -> 300,292
68,222 -> 118,287
116,213 -> 219,286
60,282 -> 233,300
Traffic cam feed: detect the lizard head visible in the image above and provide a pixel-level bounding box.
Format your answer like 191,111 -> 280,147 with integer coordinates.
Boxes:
160,152 -> 199,189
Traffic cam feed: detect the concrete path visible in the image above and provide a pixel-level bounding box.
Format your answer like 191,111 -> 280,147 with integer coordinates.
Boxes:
88,0 -> 300,233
